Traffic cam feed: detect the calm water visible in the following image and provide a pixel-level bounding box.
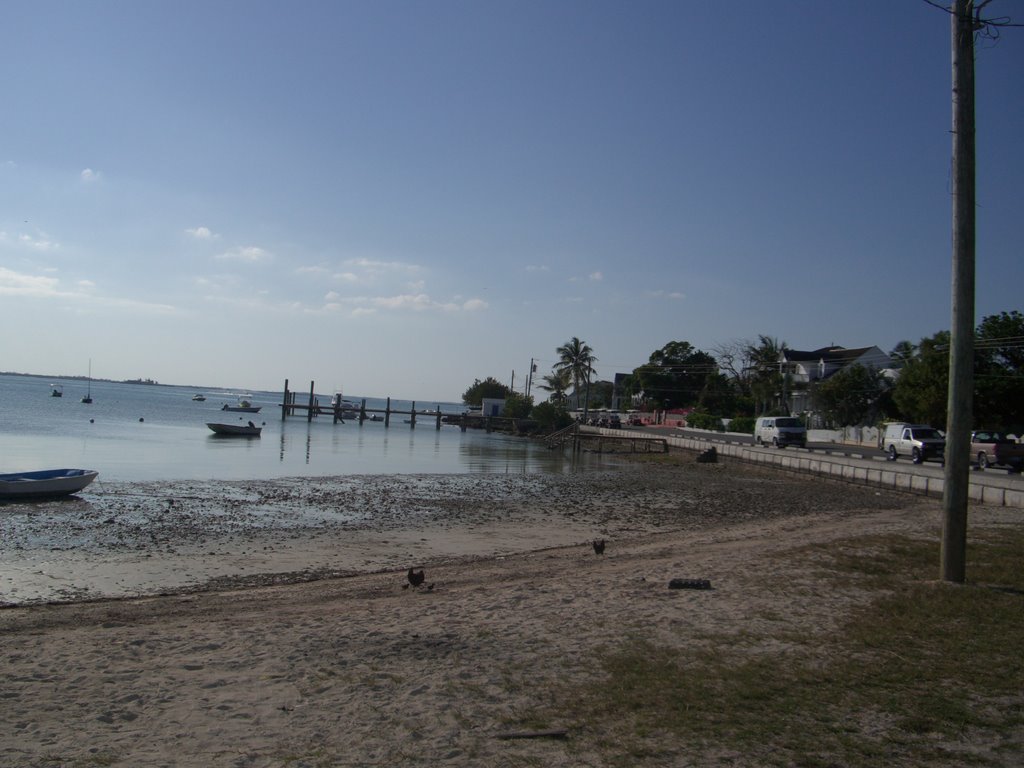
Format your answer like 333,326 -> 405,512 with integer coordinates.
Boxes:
0,374 -> 606,481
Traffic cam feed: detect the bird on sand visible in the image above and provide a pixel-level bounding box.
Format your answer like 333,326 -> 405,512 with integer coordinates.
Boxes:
407,567 -> 426,587
592,539 -> 606,555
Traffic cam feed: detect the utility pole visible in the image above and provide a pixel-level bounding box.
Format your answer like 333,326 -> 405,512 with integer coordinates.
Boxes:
582,363 -> 592,423
942,0 -> 977,583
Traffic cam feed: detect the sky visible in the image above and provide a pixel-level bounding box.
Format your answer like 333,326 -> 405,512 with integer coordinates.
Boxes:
2,1 -> 1022,402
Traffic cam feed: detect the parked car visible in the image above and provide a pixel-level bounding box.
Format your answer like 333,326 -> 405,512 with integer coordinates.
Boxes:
970,431 -> 1024,472
882,423 -> 945,464
753,416 -> 807,449
608,415 -> 621,429
627,414 -> 644,427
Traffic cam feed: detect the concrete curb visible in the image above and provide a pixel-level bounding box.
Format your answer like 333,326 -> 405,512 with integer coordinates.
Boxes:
593,428 -> 1024,510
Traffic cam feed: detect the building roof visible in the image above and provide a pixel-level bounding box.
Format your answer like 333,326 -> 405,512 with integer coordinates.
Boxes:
782,346 -> 876,364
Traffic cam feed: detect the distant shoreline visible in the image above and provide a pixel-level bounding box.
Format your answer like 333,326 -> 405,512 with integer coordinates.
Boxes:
0,371 -> 463,405
1,370 -> 217,391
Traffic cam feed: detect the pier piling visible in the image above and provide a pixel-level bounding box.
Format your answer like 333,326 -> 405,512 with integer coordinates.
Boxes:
279,380 -> 456,431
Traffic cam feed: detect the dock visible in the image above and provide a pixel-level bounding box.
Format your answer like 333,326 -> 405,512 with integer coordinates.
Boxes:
279,380 -> 566,436
280,379 -> 460,430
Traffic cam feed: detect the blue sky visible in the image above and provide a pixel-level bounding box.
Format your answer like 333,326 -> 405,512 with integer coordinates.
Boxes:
2,1 -> 1021,402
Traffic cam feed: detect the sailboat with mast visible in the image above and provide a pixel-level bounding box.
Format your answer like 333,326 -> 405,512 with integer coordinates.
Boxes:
81,359 -> 93,404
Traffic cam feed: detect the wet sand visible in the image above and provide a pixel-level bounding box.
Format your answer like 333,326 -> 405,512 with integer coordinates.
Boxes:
1,460 -> 899,606
0,456 -> 969,766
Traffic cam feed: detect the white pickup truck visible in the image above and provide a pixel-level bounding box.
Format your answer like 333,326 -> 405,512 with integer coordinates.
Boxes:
882,423 -> 946,465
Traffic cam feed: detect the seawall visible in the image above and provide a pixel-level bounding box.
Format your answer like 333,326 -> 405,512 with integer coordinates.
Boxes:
592,427 -> 1024,510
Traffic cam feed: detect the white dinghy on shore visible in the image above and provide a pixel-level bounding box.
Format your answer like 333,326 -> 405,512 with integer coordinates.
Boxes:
0,469 -> 99,500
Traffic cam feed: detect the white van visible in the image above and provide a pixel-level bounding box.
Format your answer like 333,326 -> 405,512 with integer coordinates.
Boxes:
754,416 -> 807,449
882,423 -> 945,464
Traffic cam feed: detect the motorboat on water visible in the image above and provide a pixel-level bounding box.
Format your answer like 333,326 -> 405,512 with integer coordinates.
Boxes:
330,392 -> 357,408
222,395 -> 261,413
330,392 -> 359,418
50,385 -> 63,397
207,421 -> 262,437
192,394 -> 207,401
0,469 -> 98,500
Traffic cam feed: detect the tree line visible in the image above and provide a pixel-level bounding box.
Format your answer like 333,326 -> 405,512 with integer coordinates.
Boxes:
461,311 -> 1024,434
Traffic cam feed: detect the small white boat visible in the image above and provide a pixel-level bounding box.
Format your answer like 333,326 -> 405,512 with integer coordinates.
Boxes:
0,469 -> 98,500
330,392 -> 359,417
192,394 -> 207,401
207,422 -> 262,437
222,395 -> 261,413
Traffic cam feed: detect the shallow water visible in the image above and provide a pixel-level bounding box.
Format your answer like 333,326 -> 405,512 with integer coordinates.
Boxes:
0,373 -> 610,481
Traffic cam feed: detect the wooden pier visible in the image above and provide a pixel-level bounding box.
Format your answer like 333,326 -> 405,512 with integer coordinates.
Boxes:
279,379 -> 460,430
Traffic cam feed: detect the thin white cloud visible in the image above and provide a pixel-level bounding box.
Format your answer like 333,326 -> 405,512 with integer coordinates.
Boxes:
298,264 -> 360,282
17,233 -> 59,252
93,296 -> 178,314
338,292 -> 485,315
325,291 -> 341,301
186,226 -> 217,240
375,293 -> 444,311
589,271 -> 604,281
648,290 -> 685,300
194,274 -> 240,290
343,257 -> 419,272
215,246 -> 270,262
0,267 -> 61,297
0,266 -> 175,313
80,168 -> 101,182
526,265 -> 550,273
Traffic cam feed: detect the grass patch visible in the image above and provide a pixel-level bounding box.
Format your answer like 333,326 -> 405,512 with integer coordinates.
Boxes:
544,527 -> 1024,766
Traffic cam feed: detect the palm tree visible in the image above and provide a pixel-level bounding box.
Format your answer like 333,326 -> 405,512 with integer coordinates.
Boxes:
747,335 -> 788,415
537,368 -> 571,404
555,337 -> 597,401
889,340 -> 917,368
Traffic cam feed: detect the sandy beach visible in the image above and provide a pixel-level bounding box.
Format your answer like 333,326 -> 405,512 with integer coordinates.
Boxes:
1,455 -> 1014,766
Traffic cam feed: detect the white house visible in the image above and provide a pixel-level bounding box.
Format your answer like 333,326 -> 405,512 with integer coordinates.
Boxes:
780,345 -> 895,414
480,398 -> 505,417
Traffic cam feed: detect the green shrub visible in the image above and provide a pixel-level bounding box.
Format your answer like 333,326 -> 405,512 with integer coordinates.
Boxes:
727,415 -> 756,434
685,411 -> 724,431
531,401 -> 573,432
504,393 -> 534,419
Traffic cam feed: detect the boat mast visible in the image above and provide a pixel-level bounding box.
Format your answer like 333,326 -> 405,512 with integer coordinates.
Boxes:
82,359 -> 93,403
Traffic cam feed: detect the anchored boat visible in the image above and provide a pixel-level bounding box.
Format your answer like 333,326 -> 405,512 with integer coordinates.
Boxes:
207,421 -> 262,437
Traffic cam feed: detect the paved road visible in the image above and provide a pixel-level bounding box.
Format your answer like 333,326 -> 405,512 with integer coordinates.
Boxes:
623,425 -> 1023,478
